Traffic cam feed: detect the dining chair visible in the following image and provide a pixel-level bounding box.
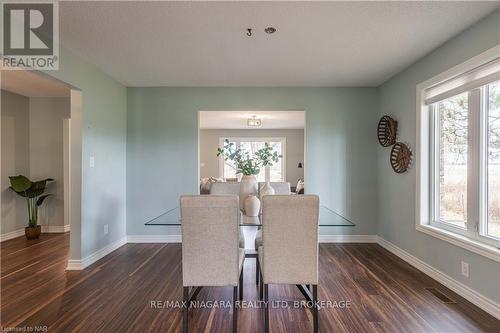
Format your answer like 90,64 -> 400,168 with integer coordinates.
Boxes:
257,195 -> 319,333
257,182 -> 291,196
209,182 -> 245,249
181,195 -> 245,333
210,182 -> 241,195
255,182 -> 291,284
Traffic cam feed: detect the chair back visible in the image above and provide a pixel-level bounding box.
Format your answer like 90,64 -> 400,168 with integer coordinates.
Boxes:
258,182 -> 291,195
181,195 -> 240,287
210,182 -> 240,195
261,195 -> 319,285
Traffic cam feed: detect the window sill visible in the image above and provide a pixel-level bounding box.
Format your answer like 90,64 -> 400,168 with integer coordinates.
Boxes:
416,224 -> 500,263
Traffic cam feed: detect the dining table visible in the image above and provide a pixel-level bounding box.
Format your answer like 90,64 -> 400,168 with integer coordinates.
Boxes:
145,204 -> 356,256
144,204 -> 355,303
145,205 -> 355,227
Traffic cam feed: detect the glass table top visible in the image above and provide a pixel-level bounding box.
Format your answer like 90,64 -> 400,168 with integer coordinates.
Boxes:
145,205 -> 355,227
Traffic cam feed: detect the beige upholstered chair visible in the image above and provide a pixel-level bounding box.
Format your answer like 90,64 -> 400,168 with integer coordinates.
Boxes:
258,182 -> 291,196
209,182 -> 245,249
181,195 -> 245,333
255,181 -> 290,249
210,182 -> 241,195
257,195 -> 319,333
254,182 -> 291,281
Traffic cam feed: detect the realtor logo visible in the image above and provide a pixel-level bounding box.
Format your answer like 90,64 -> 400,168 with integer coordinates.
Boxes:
1,1 -> 59,69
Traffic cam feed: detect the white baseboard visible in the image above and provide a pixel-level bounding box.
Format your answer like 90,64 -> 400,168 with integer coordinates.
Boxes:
319,234 -> 378,243
65,260 -> 83,271
0,229 -> 24,242
376,236 -> 500,320
42,224 -> 70,233
1,225 -> 70,242
127,235 -> 182,243
66,236 -> 127,270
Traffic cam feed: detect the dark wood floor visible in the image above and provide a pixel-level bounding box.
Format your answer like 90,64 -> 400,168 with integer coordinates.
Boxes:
1,233 -> 499,332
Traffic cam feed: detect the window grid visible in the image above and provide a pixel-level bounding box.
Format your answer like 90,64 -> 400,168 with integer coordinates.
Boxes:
485,83 -> 500,240
430,85 -> 500,247
218,137 -> 286,182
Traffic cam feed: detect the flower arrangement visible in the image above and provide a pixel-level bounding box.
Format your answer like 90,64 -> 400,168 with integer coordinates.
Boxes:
217,139 -> 282,176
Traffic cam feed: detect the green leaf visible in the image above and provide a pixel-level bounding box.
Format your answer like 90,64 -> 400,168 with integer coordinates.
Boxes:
25,179 -> 52,198
9,175 -> 31,192
9,186 -> 27,197
36,194 -> 52,206
26,188 -> 45,198
32,178 -> 53,190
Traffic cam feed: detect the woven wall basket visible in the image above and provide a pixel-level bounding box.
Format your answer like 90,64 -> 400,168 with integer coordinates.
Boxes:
377,115 -> 398,147
390,142 -> 412,173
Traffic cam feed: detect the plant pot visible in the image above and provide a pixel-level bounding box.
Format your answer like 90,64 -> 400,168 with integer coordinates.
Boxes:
239,175 -> 257,210
25,225 -> 41,240
245,195 -> 260,217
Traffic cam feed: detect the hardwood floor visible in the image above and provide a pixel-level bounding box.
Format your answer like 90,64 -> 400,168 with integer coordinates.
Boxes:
1,233 -> 499,332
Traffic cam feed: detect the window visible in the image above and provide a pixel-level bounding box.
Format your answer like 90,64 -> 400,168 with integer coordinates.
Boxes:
430,83 -> 500,245
219,137 -> 286,182
417,47 -> 500,260
434,93 -> 468,229
487,82 -> 500,239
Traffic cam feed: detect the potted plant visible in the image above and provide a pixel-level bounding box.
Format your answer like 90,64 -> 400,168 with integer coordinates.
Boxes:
217,139 -> 282,209
9,175 -> 53,240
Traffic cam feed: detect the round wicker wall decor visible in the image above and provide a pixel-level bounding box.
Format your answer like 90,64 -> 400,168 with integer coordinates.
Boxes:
390,142 -> 412,173
377,115 -> 398,147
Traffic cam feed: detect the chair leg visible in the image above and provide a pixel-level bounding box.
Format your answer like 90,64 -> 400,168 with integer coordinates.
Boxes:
233,286 -> 238,333
183,286 -> 189,333
259,270 -> 264,300
239,268 -> 244,301
313,285 -> 318,333
256,257 -> 260,285
264,284 -> 269,333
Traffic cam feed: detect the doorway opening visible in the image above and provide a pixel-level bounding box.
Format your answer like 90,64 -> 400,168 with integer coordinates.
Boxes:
198,110 -> 305,192
1,69 -> 82,267
197,110 -> 306,249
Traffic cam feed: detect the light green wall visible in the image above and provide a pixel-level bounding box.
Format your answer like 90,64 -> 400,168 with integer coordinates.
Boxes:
127,87 -> 379,236
43,48 -> 127,259
378,10 -> 500,303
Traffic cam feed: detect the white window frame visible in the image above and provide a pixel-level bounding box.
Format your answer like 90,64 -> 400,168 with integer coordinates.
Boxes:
416,45 -> 500,262
218,137 -> 287,181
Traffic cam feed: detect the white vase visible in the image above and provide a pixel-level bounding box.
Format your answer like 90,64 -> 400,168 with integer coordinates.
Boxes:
239,175 -> 257,210
260,181 -> 275,201
245,195 -> 260,217
236,173 -> 243,182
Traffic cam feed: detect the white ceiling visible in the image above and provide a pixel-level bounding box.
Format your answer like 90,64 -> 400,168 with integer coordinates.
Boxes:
199,111 -> 305,129
59,1 -> 500,87
1,70 -> 71,97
